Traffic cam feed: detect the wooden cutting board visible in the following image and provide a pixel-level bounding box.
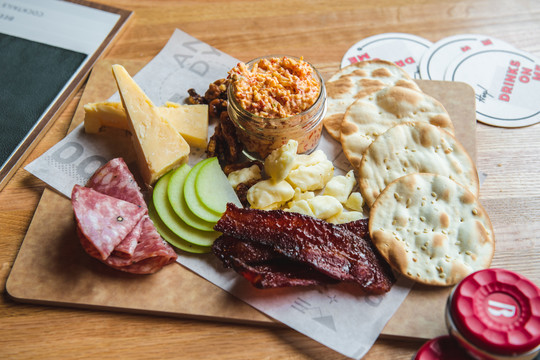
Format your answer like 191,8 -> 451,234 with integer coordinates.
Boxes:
6,59 -> 478,339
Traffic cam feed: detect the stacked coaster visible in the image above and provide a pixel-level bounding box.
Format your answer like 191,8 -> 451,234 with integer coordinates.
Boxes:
341,32 -> 540,128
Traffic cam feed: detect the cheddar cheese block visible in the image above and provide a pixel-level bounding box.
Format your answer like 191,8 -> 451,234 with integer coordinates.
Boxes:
159,102 -> 208,149
112,64 -> 190,186
84,101 -> 208,149
83,101 -> 127,133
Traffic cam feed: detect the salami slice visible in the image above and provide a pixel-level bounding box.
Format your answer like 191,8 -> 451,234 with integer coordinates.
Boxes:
112,216 -> 144,258
86,158 -> 147,209
73,157 -> 178,275
72,184 -> 147,260
86,157 -> 146,258
106,216 -> 178,274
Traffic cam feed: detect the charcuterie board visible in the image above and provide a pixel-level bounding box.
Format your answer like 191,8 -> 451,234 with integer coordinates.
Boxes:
7,59 -> 479,339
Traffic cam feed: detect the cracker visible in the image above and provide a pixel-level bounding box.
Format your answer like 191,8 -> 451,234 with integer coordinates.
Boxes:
324,60 -> 421,140
359,122 -> 479,207
369,173 -> 495,286
340,85 -> 454,170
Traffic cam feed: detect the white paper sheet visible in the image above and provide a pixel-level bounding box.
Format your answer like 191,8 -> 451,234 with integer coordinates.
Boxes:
25,29 -> 413,359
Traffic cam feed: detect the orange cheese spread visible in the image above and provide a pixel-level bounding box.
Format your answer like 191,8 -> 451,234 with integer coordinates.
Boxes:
229,56 -> 320,118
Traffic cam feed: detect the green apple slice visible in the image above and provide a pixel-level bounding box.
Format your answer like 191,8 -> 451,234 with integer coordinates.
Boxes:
183,158 -> 222,223
153,171 -> 220,247
195,157 -> 242,213
148,199 -> 211,254
167,164 -> 215,232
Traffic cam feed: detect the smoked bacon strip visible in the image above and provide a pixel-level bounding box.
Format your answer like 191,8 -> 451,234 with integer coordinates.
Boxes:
214,204 -> 394,293
212,235 -> 338,288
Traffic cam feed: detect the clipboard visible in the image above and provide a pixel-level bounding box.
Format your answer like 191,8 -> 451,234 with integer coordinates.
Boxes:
0,0 -> 132,191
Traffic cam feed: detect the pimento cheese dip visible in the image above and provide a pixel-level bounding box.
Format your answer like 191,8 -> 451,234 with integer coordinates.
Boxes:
227,56 -> 327,159
229,56 -> 321,118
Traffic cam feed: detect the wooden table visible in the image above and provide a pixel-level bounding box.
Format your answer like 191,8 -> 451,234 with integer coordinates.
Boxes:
2,1 -> 539,358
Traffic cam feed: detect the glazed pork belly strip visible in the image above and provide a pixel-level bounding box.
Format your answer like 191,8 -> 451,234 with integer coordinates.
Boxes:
214,204 -> 394,293
213,235 -> 338,288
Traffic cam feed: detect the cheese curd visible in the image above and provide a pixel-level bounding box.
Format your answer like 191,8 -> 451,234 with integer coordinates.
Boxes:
290,187 -> 315,202
264,139 -> 298,182
306,195 -> 343,219
323,170 -> 356,203
247,179 -> 294,210
286,150 -> 334,191
287,195 -> 342,220
245,142 -> 363,225
327,211 -> 365,224
294,149 -> 327,167
227,164 -> 262,188
345,192 -> 365,211
285,199 -> 315,217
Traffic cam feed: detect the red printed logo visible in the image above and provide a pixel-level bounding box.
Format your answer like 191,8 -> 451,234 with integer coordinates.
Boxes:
481,39 -> 493,46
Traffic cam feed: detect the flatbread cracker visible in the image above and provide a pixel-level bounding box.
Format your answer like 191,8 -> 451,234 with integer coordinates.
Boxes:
340,85 -> 453,170
369,173 -> 495,286
324,60 -> 421,140
359,122 -> 479,207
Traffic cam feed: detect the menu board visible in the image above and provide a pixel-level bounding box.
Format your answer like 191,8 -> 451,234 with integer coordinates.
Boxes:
0,0 -> 132,191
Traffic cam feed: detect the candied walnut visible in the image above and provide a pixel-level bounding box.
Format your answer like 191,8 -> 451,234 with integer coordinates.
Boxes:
187,88 -> 207,104
235,178 -> 262,207
188,78 -> 229,106
206,111 -> 243,165
208,98 -> 228,119
220,112 -> 241,158
190,78 -> 243,166
205,79 -> 229,101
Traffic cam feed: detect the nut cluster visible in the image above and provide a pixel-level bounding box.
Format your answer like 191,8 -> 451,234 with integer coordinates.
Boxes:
188,79 -> 243,165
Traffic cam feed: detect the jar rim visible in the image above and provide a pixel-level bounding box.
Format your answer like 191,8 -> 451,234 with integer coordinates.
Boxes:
227,55 -> 326,123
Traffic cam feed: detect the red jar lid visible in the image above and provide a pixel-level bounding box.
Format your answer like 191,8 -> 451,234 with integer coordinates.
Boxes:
414,335 -> 473,360
450,268 -> 540,355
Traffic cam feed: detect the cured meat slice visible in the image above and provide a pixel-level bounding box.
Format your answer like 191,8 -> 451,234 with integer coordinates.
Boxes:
86,157 -> 146,258
106,216 -> 178,273
72,184 -> 147,260
73,157 -> 178,274
214,204 -> 394,293
112,216 -> 144,258
86,158 -> 147,209
212,235 -> 337,288
114,256 -> 177,275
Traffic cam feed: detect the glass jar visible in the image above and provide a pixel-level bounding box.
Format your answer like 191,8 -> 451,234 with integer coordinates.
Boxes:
227,56 -> 327,160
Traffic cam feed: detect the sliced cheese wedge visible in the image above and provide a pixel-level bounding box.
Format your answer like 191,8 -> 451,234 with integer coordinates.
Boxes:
83,101 -> 128,133
83,101 -> 208,149
111,64 -> 190,186
159,102 -> 208,149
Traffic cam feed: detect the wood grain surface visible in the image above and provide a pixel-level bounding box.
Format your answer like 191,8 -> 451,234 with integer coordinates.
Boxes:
2,1 -> 540,359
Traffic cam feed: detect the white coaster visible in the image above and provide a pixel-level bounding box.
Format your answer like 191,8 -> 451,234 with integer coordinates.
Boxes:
419,34 -> 514,80
444,46 -> 540,127
341,33 -> 432,79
